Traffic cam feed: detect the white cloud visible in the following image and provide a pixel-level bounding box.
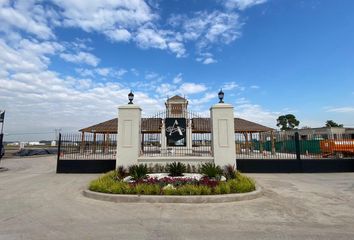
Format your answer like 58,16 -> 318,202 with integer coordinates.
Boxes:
0,35 -> 161,141
196,52 -> 218,65
95,68 -> 111,77
0,0 -> 56,39
60,51 -> 100,66
178,83 -> 207,95
168,41 -> 186,58
0,0 -> 265,64
75,68 -> 94,77
76,67 -> 127,79
54,0 -> 155,32
182,11 -> 241,48
235,103 -> 278,128
190,92 -> 215,105
155,83 -> 176,97
130,68 -> 139,76
202,57 -> 217,64
235,97 -> 249,104
0,38 -> 63,73
173,73 -> 183,84
326,107 -> 354,113
222,82 -> 239,91
223,0 -> 267,10
135,28 -> 167,49
105,29 -> 132,42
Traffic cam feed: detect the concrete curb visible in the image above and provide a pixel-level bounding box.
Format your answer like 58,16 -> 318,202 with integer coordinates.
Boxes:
82,185 -> 263,204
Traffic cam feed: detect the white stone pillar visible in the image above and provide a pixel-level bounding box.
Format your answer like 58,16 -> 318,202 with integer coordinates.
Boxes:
116,105 -> 141,168
161,119 -> 167,155
186,119 -> 193,149
210,103 -> 236,167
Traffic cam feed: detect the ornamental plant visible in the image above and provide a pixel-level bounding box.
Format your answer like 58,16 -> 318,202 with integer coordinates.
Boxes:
223,164 -> 236,180
89,171 -> 256,195
200,163 -> 223,179
128,164 -> 148,181
166,162 -> 186,177
116,165 -> 128,180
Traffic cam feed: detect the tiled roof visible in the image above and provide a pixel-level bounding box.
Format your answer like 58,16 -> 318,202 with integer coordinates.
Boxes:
167,95 -> 187,101
80,117 -> 273,133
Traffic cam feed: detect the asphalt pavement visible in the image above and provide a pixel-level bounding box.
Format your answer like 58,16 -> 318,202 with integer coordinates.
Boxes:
0,156 -> 354,240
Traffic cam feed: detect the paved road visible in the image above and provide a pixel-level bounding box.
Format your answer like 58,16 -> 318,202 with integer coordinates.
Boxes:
0,156 -> 354,240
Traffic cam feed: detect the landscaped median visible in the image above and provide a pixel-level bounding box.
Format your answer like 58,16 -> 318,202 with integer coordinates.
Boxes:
84,162 -> 262,203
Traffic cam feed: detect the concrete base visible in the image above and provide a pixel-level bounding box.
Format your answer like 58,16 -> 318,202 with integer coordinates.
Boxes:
137,156 -> 214,165
82,185 -> 262,204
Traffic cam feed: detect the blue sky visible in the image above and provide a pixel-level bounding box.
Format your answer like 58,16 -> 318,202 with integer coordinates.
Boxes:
0,0 -> 354,141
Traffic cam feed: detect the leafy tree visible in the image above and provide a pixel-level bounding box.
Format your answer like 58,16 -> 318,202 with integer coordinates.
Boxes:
325,120 -> 343,128
276,114 -> 300,131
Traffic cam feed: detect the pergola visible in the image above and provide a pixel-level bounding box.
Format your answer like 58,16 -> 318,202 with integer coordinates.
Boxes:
79,117 -> 274,153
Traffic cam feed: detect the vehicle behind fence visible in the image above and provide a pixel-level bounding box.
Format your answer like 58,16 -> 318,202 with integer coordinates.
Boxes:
235,131 -> 354,160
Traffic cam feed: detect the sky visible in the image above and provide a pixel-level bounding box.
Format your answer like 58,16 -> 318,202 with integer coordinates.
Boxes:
1,0 -> 354,141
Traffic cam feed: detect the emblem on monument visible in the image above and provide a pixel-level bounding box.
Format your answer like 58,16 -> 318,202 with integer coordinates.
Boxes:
165,118 -> 186,146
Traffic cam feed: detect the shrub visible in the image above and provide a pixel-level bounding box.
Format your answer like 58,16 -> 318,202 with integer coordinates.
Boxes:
116,166 -> 128,180
234,172 -> 256,193
200,163 -> 223,179
223,164 -> 236,180
105,170 -> 119,179
88,170 -> 256,195
134,183 -> 161,195
227,172 -> 256,193
161,184 -> 212,195
147,164 -> 154,173
89,173 -> 117,193
153,164 -> 159,173
186,164 -> 192,173
166,162 -> 186,177
214,182 -> 231,194
128,164 -> 148,181
159,164 -> 166,173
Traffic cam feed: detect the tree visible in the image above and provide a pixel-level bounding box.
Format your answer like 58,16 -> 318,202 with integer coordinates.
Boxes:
325,120 -> 343,128
276,114 -> 300,131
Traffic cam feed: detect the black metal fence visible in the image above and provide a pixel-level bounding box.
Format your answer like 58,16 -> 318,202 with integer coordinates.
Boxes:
58,133 -> 117,160
235,131 -> 354,160
56,133 -> 117,173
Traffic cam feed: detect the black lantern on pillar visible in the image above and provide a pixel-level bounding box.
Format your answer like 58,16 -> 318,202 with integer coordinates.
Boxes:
128,90 -> 134,104
218,89 -> 224,103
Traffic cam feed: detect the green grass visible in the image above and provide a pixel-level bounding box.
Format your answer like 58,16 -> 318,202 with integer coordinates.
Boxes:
89,170 -> 256,195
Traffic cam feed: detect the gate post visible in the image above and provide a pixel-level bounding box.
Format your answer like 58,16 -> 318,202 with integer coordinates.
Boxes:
210,103 -> 236,168
116,105 -> 141,168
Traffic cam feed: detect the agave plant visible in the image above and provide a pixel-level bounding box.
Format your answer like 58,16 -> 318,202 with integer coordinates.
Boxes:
200,163 -> 223,179
166,162 -> 186,177
128,164 -> 148,181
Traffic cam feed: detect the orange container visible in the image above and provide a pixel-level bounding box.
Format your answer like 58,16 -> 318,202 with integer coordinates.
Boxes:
320,140 -> 354,157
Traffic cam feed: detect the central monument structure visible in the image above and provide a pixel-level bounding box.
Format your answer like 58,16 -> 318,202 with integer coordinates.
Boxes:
117,93 -> 236,168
